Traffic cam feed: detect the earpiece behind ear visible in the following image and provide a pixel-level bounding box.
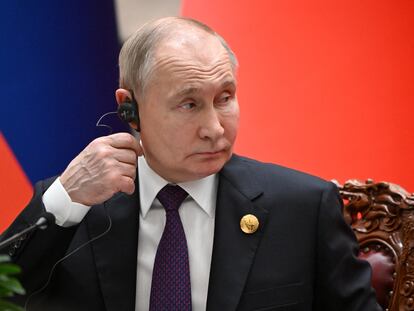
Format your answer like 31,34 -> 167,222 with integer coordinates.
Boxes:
117,99 -> 140,131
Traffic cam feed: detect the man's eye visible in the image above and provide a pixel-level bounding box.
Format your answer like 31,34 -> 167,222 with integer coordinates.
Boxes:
218,94 -> 232,104
180,102 -> 196,110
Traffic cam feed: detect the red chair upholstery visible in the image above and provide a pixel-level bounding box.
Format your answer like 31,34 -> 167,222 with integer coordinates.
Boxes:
359,247 -> 395,307
335,179 -> 414,311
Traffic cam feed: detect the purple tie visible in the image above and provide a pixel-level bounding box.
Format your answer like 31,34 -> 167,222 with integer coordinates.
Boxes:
149,185 -> 192,311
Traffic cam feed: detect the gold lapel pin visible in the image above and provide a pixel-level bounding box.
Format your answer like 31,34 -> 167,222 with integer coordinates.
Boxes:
240,214 -> 259,234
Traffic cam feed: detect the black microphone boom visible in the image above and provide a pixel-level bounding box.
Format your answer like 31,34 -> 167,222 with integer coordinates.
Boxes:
0,212 -> 55,251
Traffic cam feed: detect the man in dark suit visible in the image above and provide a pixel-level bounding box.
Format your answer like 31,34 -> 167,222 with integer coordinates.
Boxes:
1,17 -> 381,310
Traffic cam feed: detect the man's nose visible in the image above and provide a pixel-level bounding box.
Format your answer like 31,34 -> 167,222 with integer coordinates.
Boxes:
198,107 -> 224,141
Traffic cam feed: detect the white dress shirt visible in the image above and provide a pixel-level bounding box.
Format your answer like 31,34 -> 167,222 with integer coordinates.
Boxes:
42,156 -> 217,311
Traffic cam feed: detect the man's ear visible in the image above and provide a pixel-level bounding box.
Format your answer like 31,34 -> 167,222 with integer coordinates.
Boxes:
115,88 -> 133,105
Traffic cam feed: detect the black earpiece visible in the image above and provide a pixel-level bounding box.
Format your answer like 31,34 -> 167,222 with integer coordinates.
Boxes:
117,98 -> 140,131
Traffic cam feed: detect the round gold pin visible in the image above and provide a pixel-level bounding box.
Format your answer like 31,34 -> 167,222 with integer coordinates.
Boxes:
240,214 -> 259,234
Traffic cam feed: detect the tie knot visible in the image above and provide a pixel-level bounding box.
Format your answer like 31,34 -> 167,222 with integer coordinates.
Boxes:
156,185 -> 188,212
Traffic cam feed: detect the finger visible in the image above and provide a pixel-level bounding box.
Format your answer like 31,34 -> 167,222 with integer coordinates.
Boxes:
117,162 -> 137,179
106,133 -> 142,156
112,148 -> 138,165
118,175 -> 136,195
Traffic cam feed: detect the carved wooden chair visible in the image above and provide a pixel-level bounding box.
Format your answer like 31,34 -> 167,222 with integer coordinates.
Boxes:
335,179 -> 414,311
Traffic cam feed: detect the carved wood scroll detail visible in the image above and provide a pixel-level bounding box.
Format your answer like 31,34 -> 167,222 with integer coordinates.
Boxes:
334,179 -> 414,311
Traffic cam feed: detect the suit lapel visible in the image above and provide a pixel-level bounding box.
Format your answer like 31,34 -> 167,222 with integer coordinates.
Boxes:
86,187 -> 140,311
206,156 -> 269,311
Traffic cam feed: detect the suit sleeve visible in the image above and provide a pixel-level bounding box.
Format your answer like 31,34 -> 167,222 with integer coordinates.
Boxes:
0,177 -> 78,296
313,182 -> 382,311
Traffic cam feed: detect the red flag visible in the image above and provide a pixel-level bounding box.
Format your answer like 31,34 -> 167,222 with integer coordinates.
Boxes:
0,132 -> 33,232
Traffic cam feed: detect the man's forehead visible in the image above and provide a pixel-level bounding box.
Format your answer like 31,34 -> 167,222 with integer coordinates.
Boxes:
150,38 -> 234,80
142,25 -> 236,96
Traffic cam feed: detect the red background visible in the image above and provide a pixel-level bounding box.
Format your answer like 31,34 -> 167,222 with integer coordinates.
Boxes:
182,0 -> 414,192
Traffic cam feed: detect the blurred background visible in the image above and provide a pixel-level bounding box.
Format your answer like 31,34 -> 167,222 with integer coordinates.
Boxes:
1,0 -> 413,231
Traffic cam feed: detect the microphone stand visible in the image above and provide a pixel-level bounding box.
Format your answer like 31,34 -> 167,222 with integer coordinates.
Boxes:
0,216 -> 51,251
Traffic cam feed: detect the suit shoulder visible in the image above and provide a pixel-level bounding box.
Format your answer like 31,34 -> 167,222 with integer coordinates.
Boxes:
230,154 -> 334,192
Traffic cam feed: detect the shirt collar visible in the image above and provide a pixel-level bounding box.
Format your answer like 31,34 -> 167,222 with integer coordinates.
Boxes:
138,156 -> 217,219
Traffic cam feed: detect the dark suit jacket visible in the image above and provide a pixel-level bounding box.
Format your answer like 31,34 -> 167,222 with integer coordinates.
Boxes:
1,155 -> 381,311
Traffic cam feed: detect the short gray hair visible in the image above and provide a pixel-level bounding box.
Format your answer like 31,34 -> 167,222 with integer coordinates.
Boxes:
118,17 -> 238,99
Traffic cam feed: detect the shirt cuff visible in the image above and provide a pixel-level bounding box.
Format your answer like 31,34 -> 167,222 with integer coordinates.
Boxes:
42,178 -> 91,227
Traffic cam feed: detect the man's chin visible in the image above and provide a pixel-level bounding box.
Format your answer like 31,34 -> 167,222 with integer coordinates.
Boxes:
192,157 -> 230,178
165,153 -> 232,182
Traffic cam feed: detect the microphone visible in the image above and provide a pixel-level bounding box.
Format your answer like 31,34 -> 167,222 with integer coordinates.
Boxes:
0,212 -> 56,251
35,212 -> 56,230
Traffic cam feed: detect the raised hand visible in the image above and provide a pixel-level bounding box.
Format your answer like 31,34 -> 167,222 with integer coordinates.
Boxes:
60,133 -> 142,206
